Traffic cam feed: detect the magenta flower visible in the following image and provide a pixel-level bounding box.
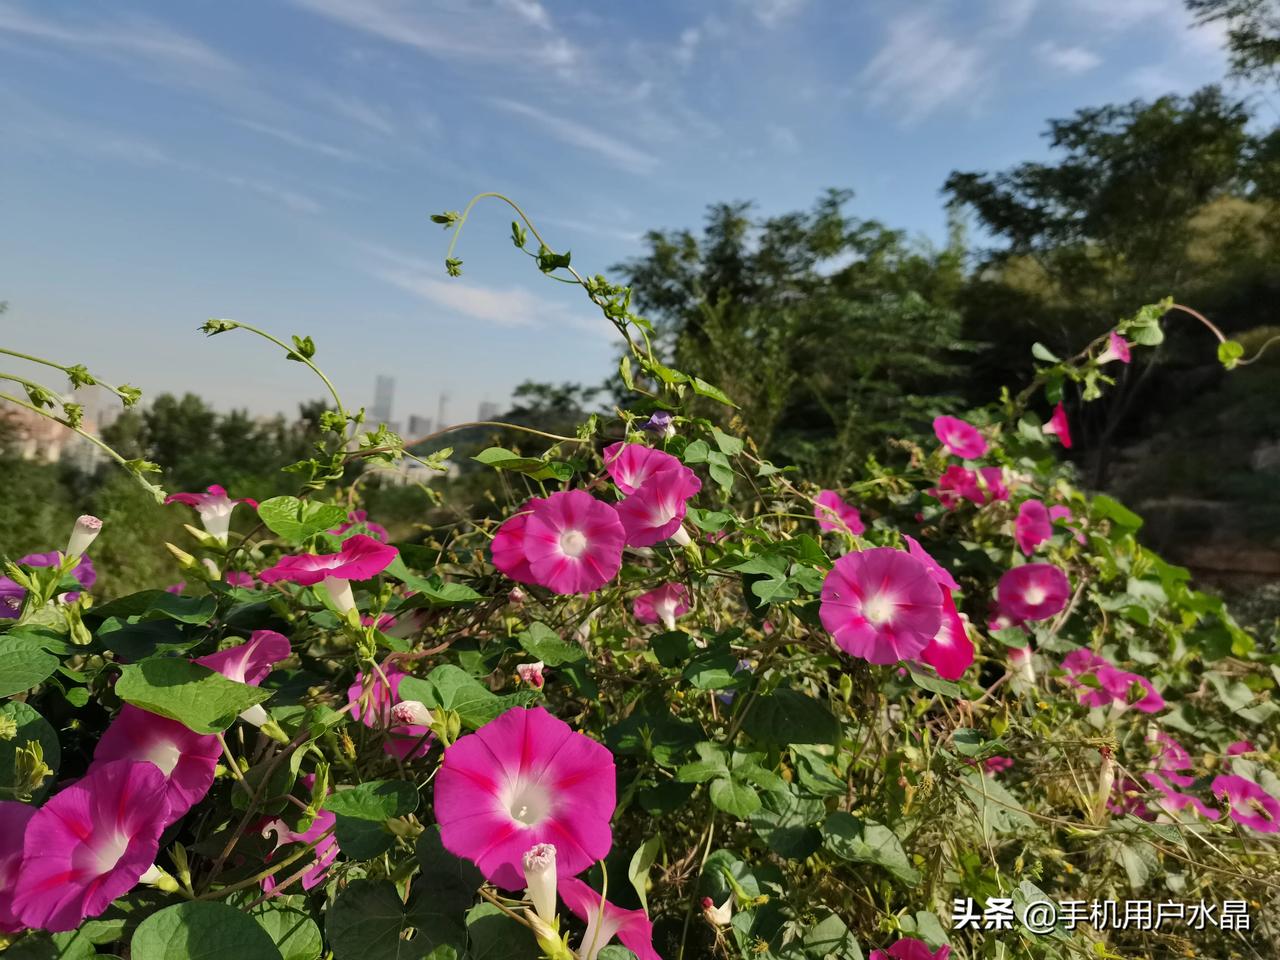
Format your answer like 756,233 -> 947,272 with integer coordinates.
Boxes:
1042,403 -> 1073,449
91,707 -> 222,823
615,465 -> 701,548
903,535 -> 959,591
164,485 -> 257,542
347,666 -> 434,760
1211,775 -> 1280,833
918,591 -> 974,680
997,564 -> 1069,622
977,466 -> 1010,502
929,466 -> 983,509
1143,772 -> 1220,821
260,807 -> 339,892
642,410 -> 676,438
1227,740 -> 1256,757
516,661 -> 546,689
330,509 -> 389,542
1098,331 -> 1132,365
1049,504 -> 1086,544
1079,666 -> 1165,715
603,442 -> 684,495
813,490 -> 865,534
259,534 -> 398,613
984,756 -> 1014,775
559,876 -> 661,960
225,570 -> 255,588
1150,732 -> 1195,786
0,552 -> 96,618
870,938 -> 951,960
633,582 -> 692,631
515,490 -> 627,594
13,760 -> 170,932
434,706 -> 615,890
932,415 -> 987,459
0,801 -> 36,933
492,503 -> 539,586
197,630 -> 290,726
1014,500 -> 1053,555
820,548 -> 943,665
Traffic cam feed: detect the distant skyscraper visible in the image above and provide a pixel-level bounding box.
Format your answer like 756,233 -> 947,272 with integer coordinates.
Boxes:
408,415 -> 433,437
371,375 -> 394,425
478,400 -> 501,421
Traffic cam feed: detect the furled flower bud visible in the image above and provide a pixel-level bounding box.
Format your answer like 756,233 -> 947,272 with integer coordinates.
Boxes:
508,586 -> 527,604
643,410 -> 676,439
517,661 -> 546,689
391,700 -> 435,727
701,896 -> 732,926
65,514 -> 102,558
523,843 -> 558,924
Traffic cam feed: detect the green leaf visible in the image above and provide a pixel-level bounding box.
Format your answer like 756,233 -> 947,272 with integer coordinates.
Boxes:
325,779 -> 419,820
683,651 -> 746,690
90,590 -> 217,625
416,826 -> 483,914
232,894 -> 323,960
131,902 -> 283,960
398,665 -> 535,730
116,659 -> 273,734
710,777 -> 761,817
0,701 -> 60,799
472,447 -> 571,482
1090,493 -> 1143,531
257,496 -> 348,544
741,689 -> 840,746
1217,339 -> 1245,369
464,903 -> 539,960
801,912 -> 864,960
385,557 -> 482,607
821,814 -> 920,884
676,742 -> 731,783
0,635 -> 59,697
957,769 -> 1034,838
711,427 -> 744,456
628,836 -> 661,915
750,786 -> 824,860
691,377 -> 736,407
327,879 -> 466,960
906,667 -> 962,699
516,623 -> 585,665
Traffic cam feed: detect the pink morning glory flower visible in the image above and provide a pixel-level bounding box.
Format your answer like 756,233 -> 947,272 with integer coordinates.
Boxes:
91,707 -> 222,823
1077,665 -> 1165,715
225,570 -> 255,588
903,535 -> 959,591
819,547 -> 943,665
0,801 -> 36,933
1006,644 -> 1036,690
1014,500 -> 1053,555
492,503 -> 539,586
196,630 -> 291,726
1227,741 -> 1256,757
1150,732 -> 1195,786
929,466 -> 983,509
918,591 -> 974,681
259,534 -> 398,613
164,485 -> 257,542
977,466 -> 1010,502
813,490 -> 865,535
434,706 -> 615,890
642,410 -> 676,438
870,937 -> 951,960
932,415 -> 987,459
984,756 -> 1014,775
633,582 -> 691,631
1211,775 -> 1280,833
559,876 -> 662,960
13,760 -> 170,932
603,442 -> 684,495
0,552 -> 96,619
260,808 -> 339,892
515,490 -> 627,594
330,509 -> 389,542
997,563 -> 1069,622
1098,331 -> 1132,365
1042,403 -> 1073,449
615,464 -> 701,548
347,666 -> 434,760
1142,772 -> 1220,821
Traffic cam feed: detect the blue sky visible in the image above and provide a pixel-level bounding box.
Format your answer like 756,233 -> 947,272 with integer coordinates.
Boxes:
0,0 -> 1239,430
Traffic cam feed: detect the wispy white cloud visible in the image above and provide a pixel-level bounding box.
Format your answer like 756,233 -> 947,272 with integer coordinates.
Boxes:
769,124 -> 801,155
856,12 -> 987,125
235,119 -> 367,164
988,0 -> 1038,37
674,26 -> 701,67
489,98 -> 659,175
217,174 -> 323,214
316,91 -> 396,136
741,0 -> 806,28
1036,41 -> 1102,73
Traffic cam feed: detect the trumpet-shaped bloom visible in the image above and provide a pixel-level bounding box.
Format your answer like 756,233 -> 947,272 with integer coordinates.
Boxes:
260,808 -> 339,892
225,570 -> 255,588
92,707 -> 222,823
164,485 -> 257,541
997,564 -> 1069,622
1076,665 -> 1165,715
932,416 -> 987,459
870,938 -> 951,960
1042,403 -> 1072,449
1014,500 -> 1053,555
903,536 -> 958,591
492,503 -> 539,586
347,666 -> 434,760
259,534 -> 398,613
517,490 -> 627,594
1211,775 -> 1280,833
0,801 -> 36,933
1098,331 -> 1132,365
918,592 -> 974,680
13,760 -> 170,932
603,442 -> 683,495
813,490 -> 865,534
559,876 -> 661,960
820,548 -> 943,665
984,756 -> 1014,775
633,583 -> 691,631
615,465 -> 701,548
977,467 -> 1010,502
1148,732 -> 1195,786
434,706 -> 615,890
929,466 -> 983,509
197,630 -> 291,726
1143,772 -> 1220,821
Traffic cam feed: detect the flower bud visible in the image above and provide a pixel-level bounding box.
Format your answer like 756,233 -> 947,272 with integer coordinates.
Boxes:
516,661 -> 546,690
701,895 -> 732,926
523,843 -> 558,924
65,515 -> 102,558
392,700 -> 435,727
508,586 -> 527,604
138,863 -> 180,893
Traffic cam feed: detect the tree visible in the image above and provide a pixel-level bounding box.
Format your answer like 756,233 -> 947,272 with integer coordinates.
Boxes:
1188,0 -> 1280,82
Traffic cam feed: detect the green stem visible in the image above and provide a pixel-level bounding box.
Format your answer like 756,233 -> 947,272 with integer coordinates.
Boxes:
0,347 -> 135,404
216,321 -> 348,424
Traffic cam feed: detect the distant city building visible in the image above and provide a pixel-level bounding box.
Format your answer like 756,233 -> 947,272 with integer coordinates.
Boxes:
477,400 -> 501,421
408,415 -> 433,437
1,393 -> 105,472
371,374 -> 395,425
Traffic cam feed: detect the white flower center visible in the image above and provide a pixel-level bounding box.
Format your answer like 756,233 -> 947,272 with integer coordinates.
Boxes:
862,593 -> 896,626
89,832 -> 130,875
143,738 -> 182,777
559,529 -> 588,558
1023,585 -> 1046,606
503,780 -> 552,827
